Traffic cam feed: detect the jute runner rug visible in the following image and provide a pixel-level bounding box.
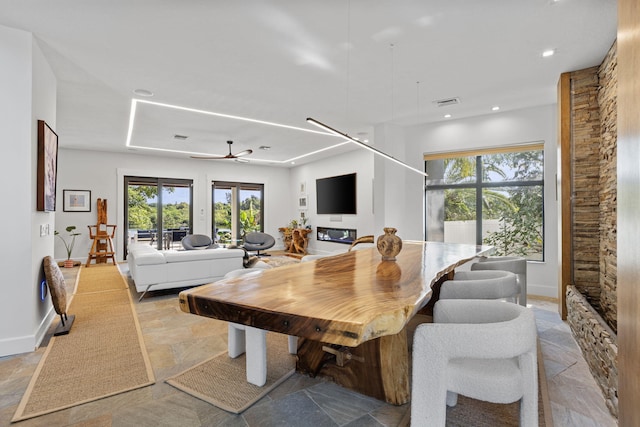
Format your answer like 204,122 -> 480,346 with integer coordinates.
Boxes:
166,332 -> 295,414
12,264 -> 155,422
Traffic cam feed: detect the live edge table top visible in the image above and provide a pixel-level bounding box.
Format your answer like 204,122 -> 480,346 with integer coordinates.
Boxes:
179,241 -> 490,348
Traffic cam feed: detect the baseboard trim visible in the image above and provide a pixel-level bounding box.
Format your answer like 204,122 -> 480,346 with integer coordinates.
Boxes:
0,306 -> 55,357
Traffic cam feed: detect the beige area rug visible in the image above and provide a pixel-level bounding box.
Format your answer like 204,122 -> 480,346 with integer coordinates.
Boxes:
166,333 -> 296,414
12,265 -> 155,422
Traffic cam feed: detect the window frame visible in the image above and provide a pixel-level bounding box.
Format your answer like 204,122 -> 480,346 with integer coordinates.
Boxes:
123,176 -> 194,257
212,181 -> 265,245
424,143 -> 545,261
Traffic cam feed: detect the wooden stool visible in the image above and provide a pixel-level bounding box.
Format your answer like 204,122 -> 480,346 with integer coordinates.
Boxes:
86,224 -> 117,266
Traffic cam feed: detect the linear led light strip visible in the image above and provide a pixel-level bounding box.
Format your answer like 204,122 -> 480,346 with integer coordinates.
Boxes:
125,99 -> 349,163
306,118 -> 428,177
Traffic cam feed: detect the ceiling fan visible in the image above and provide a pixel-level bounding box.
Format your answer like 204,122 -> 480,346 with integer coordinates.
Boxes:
191,140 -> 253,160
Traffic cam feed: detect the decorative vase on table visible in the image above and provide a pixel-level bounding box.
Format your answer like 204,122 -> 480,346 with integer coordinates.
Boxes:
377,227 -> 402,261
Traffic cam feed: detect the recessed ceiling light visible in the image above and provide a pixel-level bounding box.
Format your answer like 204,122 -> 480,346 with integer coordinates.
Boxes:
492,106 -> 500,111
133,88 -> 154,97
444,114 -> 452,118
259,145 -> 271,150
542,49 -> 555,57
291,161 -> 296,165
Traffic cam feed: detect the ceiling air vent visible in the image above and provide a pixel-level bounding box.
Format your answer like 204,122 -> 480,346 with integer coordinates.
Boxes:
434,97 -> 460,107
173,134 -> 188,140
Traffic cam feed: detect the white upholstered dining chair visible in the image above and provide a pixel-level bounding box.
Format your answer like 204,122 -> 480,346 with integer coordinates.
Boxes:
411,299 -> 538,427
471,256 -> 528,306
439,270 -> 520,302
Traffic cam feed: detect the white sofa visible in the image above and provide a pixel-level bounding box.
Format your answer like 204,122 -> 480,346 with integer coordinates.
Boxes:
127,243 -> 245,300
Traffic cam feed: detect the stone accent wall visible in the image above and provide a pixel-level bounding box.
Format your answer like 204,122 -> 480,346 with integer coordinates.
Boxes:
566,41 -> 618,418
597,41 -> 618,331
567,286 -> 618,417
570,67 -> 601,302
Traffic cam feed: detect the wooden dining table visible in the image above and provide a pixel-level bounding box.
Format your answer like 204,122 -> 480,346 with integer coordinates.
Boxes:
178,240 -> 491,405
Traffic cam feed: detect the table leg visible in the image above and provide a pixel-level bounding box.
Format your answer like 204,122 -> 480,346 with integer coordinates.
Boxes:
228,323 -> 246,358
228,323 -> 268,387
245,326 -> 267,386
296,329 -> 410,405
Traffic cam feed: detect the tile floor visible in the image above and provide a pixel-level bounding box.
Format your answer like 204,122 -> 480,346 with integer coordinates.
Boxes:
0,265 -> 618,426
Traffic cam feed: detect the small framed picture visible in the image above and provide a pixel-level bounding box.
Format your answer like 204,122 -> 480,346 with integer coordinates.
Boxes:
63,190 -> 91,212
299,181 -> 306,194
298,194 -> 307,209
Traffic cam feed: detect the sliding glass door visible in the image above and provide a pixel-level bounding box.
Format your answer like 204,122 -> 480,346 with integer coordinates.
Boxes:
212,181 -> 263,246
124,176 -> 193,256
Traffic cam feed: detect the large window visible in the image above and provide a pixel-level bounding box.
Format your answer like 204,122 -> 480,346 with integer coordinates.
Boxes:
124,176 -> 193,255
212,181 -> 264,245
425,144 -> 544,261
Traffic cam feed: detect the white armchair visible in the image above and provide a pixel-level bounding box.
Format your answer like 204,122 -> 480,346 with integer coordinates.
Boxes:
471,256 -> 527,306
440,270 -> 519,302
411,299 -> 538,427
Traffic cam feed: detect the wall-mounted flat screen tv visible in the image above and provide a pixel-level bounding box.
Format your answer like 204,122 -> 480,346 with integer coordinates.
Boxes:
316,173 -> 357,215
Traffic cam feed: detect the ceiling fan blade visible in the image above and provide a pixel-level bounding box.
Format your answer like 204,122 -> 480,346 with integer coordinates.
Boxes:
191,141 -> 253,160
234,149 -> 253,157
190,154 -> 229,160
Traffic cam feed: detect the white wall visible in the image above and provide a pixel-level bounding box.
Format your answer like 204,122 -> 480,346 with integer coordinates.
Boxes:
404,105 -> 559,298
31,36 -> 58,346
55,149 -> 292,261
373,122 -> 426,241
290,149 -> 376,254
0,26 -> 57,356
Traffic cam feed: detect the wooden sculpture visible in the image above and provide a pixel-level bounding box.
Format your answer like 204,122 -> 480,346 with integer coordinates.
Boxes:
43,256 -> 75,335
347,235 -> 375,252
86,198 -> 117,266
278,227 -> 312,255
291,228 -> 312,255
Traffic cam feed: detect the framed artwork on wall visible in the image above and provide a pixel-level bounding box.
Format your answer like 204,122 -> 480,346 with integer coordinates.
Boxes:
36,120 -> 58,212
63,190 -> 91,212
298,194 -> 307,209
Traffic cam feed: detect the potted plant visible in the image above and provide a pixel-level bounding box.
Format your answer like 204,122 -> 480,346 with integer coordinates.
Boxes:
55,225 -> 81,268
